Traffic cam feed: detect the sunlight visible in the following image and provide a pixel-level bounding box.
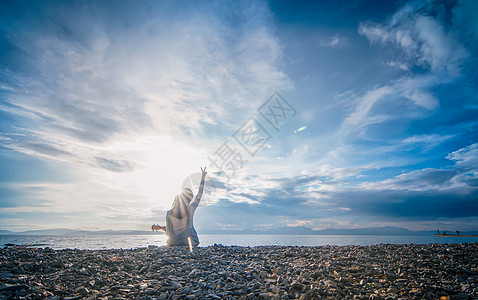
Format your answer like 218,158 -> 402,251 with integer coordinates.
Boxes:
5,134 -> 211,230
111,135 -> 207,209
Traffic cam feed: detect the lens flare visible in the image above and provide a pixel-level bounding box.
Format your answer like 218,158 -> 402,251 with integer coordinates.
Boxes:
188,236 -> 193,252
294,126 -> 307,133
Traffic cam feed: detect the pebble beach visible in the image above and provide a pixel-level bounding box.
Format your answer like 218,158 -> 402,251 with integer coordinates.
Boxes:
1,243 -> 477,300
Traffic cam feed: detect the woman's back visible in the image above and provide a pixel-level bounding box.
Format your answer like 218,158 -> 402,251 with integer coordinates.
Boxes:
165,167 -> 206,247
165,201 -> 199,246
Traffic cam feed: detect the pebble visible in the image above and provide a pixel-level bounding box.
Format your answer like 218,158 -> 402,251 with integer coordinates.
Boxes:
0,243 -> 477,299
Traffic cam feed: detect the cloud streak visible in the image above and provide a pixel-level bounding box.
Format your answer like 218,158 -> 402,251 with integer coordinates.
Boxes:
0,0 -> 292,230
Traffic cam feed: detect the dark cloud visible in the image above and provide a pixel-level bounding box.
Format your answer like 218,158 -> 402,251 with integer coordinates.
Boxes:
386,169 -> 458,189
95,157 -> 137,172
41,93 -> 152,144
0,135 -> 73,159
331,189 -> 478,220
195,176 -> 338,230
196,199 -> 285,230
20,142 -> 73,157
272,175 -> 321,192
200,141 -> 478,229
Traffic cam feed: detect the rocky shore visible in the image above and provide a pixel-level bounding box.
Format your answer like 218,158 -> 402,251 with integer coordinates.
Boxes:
1,243 -> 477,299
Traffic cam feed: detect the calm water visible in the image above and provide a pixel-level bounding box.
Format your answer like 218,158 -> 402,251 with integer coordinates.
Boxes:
1,234 -> 477,250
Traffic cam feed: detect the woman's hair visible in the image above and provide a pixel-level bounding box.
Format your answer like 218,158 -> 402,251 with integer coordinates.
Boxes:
181,188 -> 193,203
170,188 -> 193,219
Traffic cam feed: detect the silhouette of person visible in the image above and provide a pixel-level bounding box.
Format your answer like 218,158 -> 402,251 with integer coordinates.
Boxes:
165,167 -> 207,247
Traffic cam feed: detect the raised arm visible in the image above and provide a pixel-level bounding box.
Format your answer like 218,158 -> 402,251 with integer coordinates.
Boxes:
190,167 -> 207,208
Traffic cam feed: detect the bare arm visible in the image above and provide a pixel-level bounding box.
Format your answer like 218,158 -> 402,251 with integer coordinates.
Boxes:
190,167 -> 207,208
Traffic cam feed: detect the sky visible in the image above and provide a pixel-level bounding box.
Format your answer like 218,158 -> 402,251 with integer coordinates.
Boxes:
0,0 -> 477,232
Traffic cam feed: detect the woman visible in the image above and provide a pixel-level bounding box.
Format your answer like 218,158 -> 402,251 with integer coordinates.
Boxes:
165,167 -> 207,247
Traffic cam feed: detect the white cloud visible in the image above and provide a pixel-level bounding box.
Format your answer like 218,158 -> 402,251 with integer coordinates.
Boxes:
447,143 -> 478,171
402,88 -> 438,110
359,3 -> 469,77
401,134 -> 454,150
340,85 -> 394,138
360,143 -> 478,193
319,35 -> 348,48
414,16 -> 468,76
4,1 -> 291,143
0,1 -> 293,230
0,104 -> 43,121
347,1 -> 476,143
385,61 -> 409,71
2,1 -> 477,232
337,66 -> 452,143
361,168 -> 454,192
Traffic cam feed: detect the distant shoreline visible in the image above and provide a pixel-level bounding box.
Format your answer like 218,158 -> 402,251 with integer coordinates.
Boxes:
435,234 -> 478,237
2,226 -> 477,236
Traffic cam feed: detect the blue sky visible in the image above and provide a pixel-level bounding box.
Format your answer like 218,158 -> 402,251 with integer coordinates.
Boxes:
1,0 -> 477,232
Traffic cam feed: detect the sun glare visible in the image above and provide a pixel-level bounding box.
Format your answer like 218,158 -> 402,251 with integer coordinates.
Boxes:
131,136 -> 206,208
96,135 -> 207,210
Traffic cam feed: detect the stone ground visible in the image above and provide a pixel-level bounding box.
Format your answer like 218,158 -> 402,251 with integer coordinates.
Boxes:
1,243 -> 477,299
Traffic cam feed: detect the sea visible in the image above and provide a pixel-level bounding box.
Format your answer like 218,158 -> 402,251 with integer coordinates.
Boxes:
1,234 -> 478,250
